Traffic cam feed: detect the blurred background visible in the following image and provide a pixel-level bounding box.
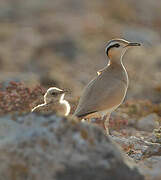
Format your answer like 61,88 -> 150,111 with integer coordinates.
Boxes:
0,0 -> 160,106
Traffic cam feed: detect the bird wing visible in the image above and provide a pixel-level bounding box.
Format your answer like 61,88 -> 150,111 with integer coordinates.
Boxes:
74,73 -> 127,117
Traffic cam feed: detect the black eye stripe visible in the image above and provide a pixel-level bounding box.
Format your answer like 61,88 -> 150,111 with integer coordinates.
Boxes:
114,43 -> 120,48
105,43 -> 120,55
108,43 -> 120,49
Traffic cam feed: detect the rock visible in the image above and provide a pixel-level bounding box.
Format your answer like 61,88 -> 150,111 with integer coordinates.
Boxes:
0,113 -> 144,180
112,135 -> 161,160
137,113 -> 159,132
142,142 -> 161,158
0,116 -> 26,142
138,156 -> 161,180
151,126 -> 161,144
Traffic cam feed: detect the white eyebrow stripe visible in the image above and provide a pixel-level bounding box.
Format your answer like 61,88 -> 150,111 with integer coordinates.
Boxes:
105,43 -> 120,54
47,87 -> 63,93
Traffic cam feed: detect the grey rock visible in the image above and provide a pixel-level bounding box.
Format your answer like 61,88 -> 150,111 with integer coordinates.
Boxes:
151,127 -> 161,144
138,156 -> 161,180
112,135 -> 161,160
0,113 -> 144,180
0,116 -> 27,143
137,113 -> 159,132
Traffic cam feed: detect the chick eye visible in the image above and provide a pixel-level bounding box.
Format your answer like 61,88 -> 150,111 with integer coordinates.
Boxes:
51,92 -> 57,96
114,43 -> 120,48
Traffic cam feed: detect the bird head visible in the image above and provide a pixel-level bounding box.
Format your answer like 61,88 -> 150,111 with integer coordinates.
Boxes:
44,87 -> 67,104
105,39 -> 141,60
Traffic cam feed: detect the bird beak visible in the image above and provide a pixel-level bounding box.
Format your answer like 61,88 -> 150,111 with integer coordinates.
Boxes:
127,42 -> 141,47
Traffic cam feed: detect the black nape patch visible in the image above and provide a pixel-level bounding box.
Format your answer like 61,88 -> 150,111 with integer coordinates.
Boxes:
106,43 -> 120,55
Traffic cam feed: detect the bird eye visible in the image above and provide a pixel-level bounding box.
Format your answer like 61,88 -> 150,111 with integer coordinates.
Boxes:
51,92 -> 57,96
114,43 -> 120,48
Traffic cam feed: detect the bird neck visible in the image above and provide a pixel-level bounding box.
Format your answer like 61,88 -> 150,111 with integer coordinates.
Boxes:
108,56 -> 122,67
108,55 -> 129,86
108,47 -> 127,66
59,94 -> 71,116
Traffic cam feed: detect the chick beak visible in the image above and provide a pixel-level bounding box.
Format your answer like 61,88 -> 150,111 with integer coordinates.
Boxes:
61,89 -> 69,94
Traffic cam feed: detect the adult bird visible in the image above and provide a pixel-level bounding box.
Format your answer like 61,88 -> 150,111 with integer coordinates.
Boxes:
32,87 -> 70,116
74,39 -> 141,134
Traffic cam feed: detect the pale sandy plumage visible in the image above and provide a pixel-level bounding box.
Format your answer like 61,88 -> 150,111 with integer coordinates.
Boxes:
32,87 -> 70,116
74,39 -> 141,134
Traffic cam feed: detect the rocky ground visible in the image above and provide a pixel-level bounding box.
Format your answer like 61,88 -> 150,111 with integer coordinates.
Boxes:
0,113 -> 144,180
0,0 -> 160,179
0,83 -> 160,179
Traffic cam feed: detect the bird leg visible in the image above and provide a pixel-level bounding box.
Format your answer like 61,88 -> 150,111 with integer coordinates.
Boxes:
103,113 -> 111,135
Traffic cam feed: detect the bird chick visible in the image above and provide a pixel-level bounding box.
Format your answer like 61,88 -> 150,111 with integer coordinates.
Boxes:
74,39 -> 141,134
32,87 -> 70,116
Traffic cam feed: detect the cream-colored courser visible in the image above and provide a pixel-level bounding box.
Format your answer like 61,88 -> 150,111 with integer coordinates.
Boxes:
74,39 -> 141,134
32,87 -> 70,116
